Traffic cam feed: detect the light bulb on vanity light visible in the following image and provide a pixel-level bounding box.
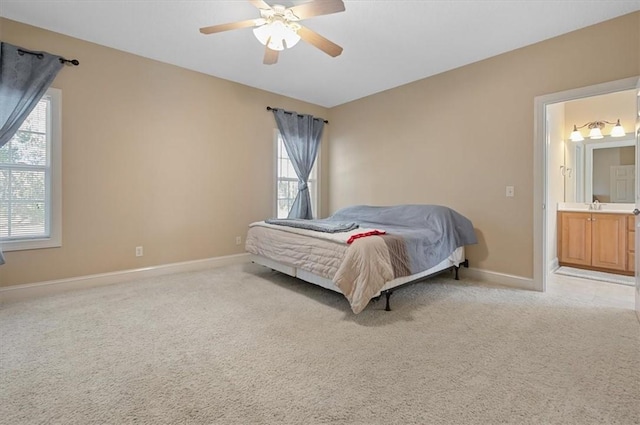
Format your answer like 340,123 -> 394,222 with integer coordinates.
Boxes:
570,125 -> 584,142
610,119 -> 626,137
588,126 -> 603,139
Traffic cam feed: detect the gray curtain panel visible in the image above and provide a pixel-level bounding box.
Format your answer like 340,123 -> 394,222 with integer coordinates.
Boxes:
0,42 -> 64,148
272,109 -> 324,219
0,43 -> 64,265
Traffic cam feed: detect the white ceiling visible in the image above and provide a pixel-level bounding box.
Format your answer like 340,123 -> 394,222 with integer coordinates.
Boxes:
2,0 -> 639,108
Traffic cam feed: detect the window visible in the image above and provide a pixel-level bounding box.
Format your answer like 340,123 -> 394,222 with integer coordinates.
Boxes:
275,132 -> 318,219
0,88 -> 62,251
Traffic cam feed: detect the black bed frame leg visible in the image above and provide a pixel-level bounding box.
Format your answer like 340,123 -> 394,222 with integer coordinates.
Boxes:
384,290 -> 393,311
454,259 -> 470,281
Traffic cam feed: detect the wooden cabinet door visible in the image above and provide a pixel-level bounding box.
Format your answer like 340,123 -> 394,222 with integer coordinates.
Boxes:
628,215 -> 635,273
591,214 -> 627,271
559,212 -> 592,266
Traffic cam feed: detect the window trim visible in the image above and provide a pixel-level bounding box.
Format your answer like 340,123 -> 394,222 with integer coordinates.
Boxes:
273,129 -> 321,219
1,87 -> 62,252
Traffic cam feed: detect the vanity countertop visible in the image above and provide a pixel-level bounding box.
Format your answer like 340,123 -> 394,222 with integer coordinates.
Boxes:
557,202 -> 635,214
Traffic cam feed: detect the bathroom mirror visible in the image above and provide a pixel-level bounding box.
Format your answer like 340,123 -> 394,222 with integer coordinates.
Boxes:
567,136 -> 636,204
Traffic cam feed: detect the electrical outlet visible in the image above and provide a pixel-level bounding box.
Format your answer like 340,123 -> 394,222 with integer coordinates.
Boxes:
235,236 -> 242,245
135,246 -> 143,257
506,186 -> 515,197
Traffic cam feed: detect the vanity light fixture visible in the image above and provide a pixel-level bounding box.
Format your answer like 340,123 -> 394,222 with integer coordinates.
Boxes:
569,119 -> 626,142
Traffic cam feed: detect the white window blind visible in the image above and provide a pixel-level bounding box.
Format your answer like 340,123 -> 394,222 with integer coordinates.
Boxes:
275,132 -> 318,219
0,89 -> 61,250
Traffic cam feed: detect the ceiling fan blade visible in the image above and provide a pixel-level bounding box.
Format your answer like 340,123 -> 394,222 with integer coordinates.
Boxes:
297,26 -> 343,57
199,19 -> 261,34
249,0 -> 272,11
263,46 -> 279,65
289,0 -> 345,20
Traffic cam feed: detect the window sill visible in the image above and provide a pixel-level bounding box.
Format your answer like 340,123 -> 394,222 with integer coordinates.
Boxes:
1,238 -> 61,252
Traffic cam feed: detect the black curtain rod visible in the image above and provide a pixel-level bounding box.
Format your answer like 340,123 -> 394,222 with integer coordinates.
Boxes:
17,48 -> 80,66
267,106 -> 328,124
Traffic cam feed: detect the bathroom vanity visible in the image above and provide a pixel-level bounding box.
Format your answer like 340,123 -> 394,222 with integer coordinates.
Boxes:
557,203 -> 634,276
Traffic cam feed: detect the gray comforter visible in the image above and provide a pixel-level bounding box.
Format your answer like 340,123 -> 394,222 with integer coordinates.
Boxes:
265,218 -> 358,233
322,204 -> 477,275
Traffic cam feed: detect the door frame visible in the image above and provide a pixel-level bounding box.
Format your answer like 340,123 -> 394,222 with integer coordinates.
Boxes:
533,76 -> 640,292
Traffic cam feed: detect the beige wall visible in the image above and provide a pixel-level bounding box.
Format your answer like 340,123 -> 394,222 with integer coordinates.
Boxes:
0,18 -> 329,287
620,146 -> 635,165
327,12 -> 639,278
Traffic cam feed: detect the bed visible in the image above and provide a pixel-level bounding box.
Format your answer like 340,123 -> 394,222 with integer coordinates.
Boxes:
245,204 -> 477,313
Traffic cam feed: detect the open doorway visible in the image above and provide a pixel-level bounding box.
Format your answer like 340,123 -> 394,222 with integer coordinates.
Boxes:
534,77 -> 639,309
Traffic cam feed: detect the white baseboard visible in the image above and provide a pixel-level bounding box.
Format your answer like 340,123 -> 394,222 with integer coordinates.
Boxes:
463,267 -> 536,291
549,257 -> 559,274
1,255 -> 536,303
0,253 -> 251,303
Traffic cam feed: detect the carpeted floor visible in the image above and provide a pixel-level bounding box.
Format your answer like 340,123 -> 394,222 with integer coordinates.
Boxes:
1,263 -> 639,425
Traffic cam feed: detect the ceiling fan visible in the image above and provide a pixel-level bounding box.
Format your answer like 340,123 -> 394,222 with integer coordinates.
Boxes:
199,0 -> 345,65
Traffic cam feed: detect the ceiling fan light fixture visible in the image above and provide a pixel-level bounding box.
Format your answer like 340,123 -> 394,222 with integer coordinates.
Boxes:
200,0 -> 345,64
253,20 -> 300,51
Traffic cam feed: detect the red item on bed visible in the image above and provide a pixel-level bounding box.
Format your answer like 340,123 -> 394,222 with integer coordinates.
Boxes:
347,230 -> 386,244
